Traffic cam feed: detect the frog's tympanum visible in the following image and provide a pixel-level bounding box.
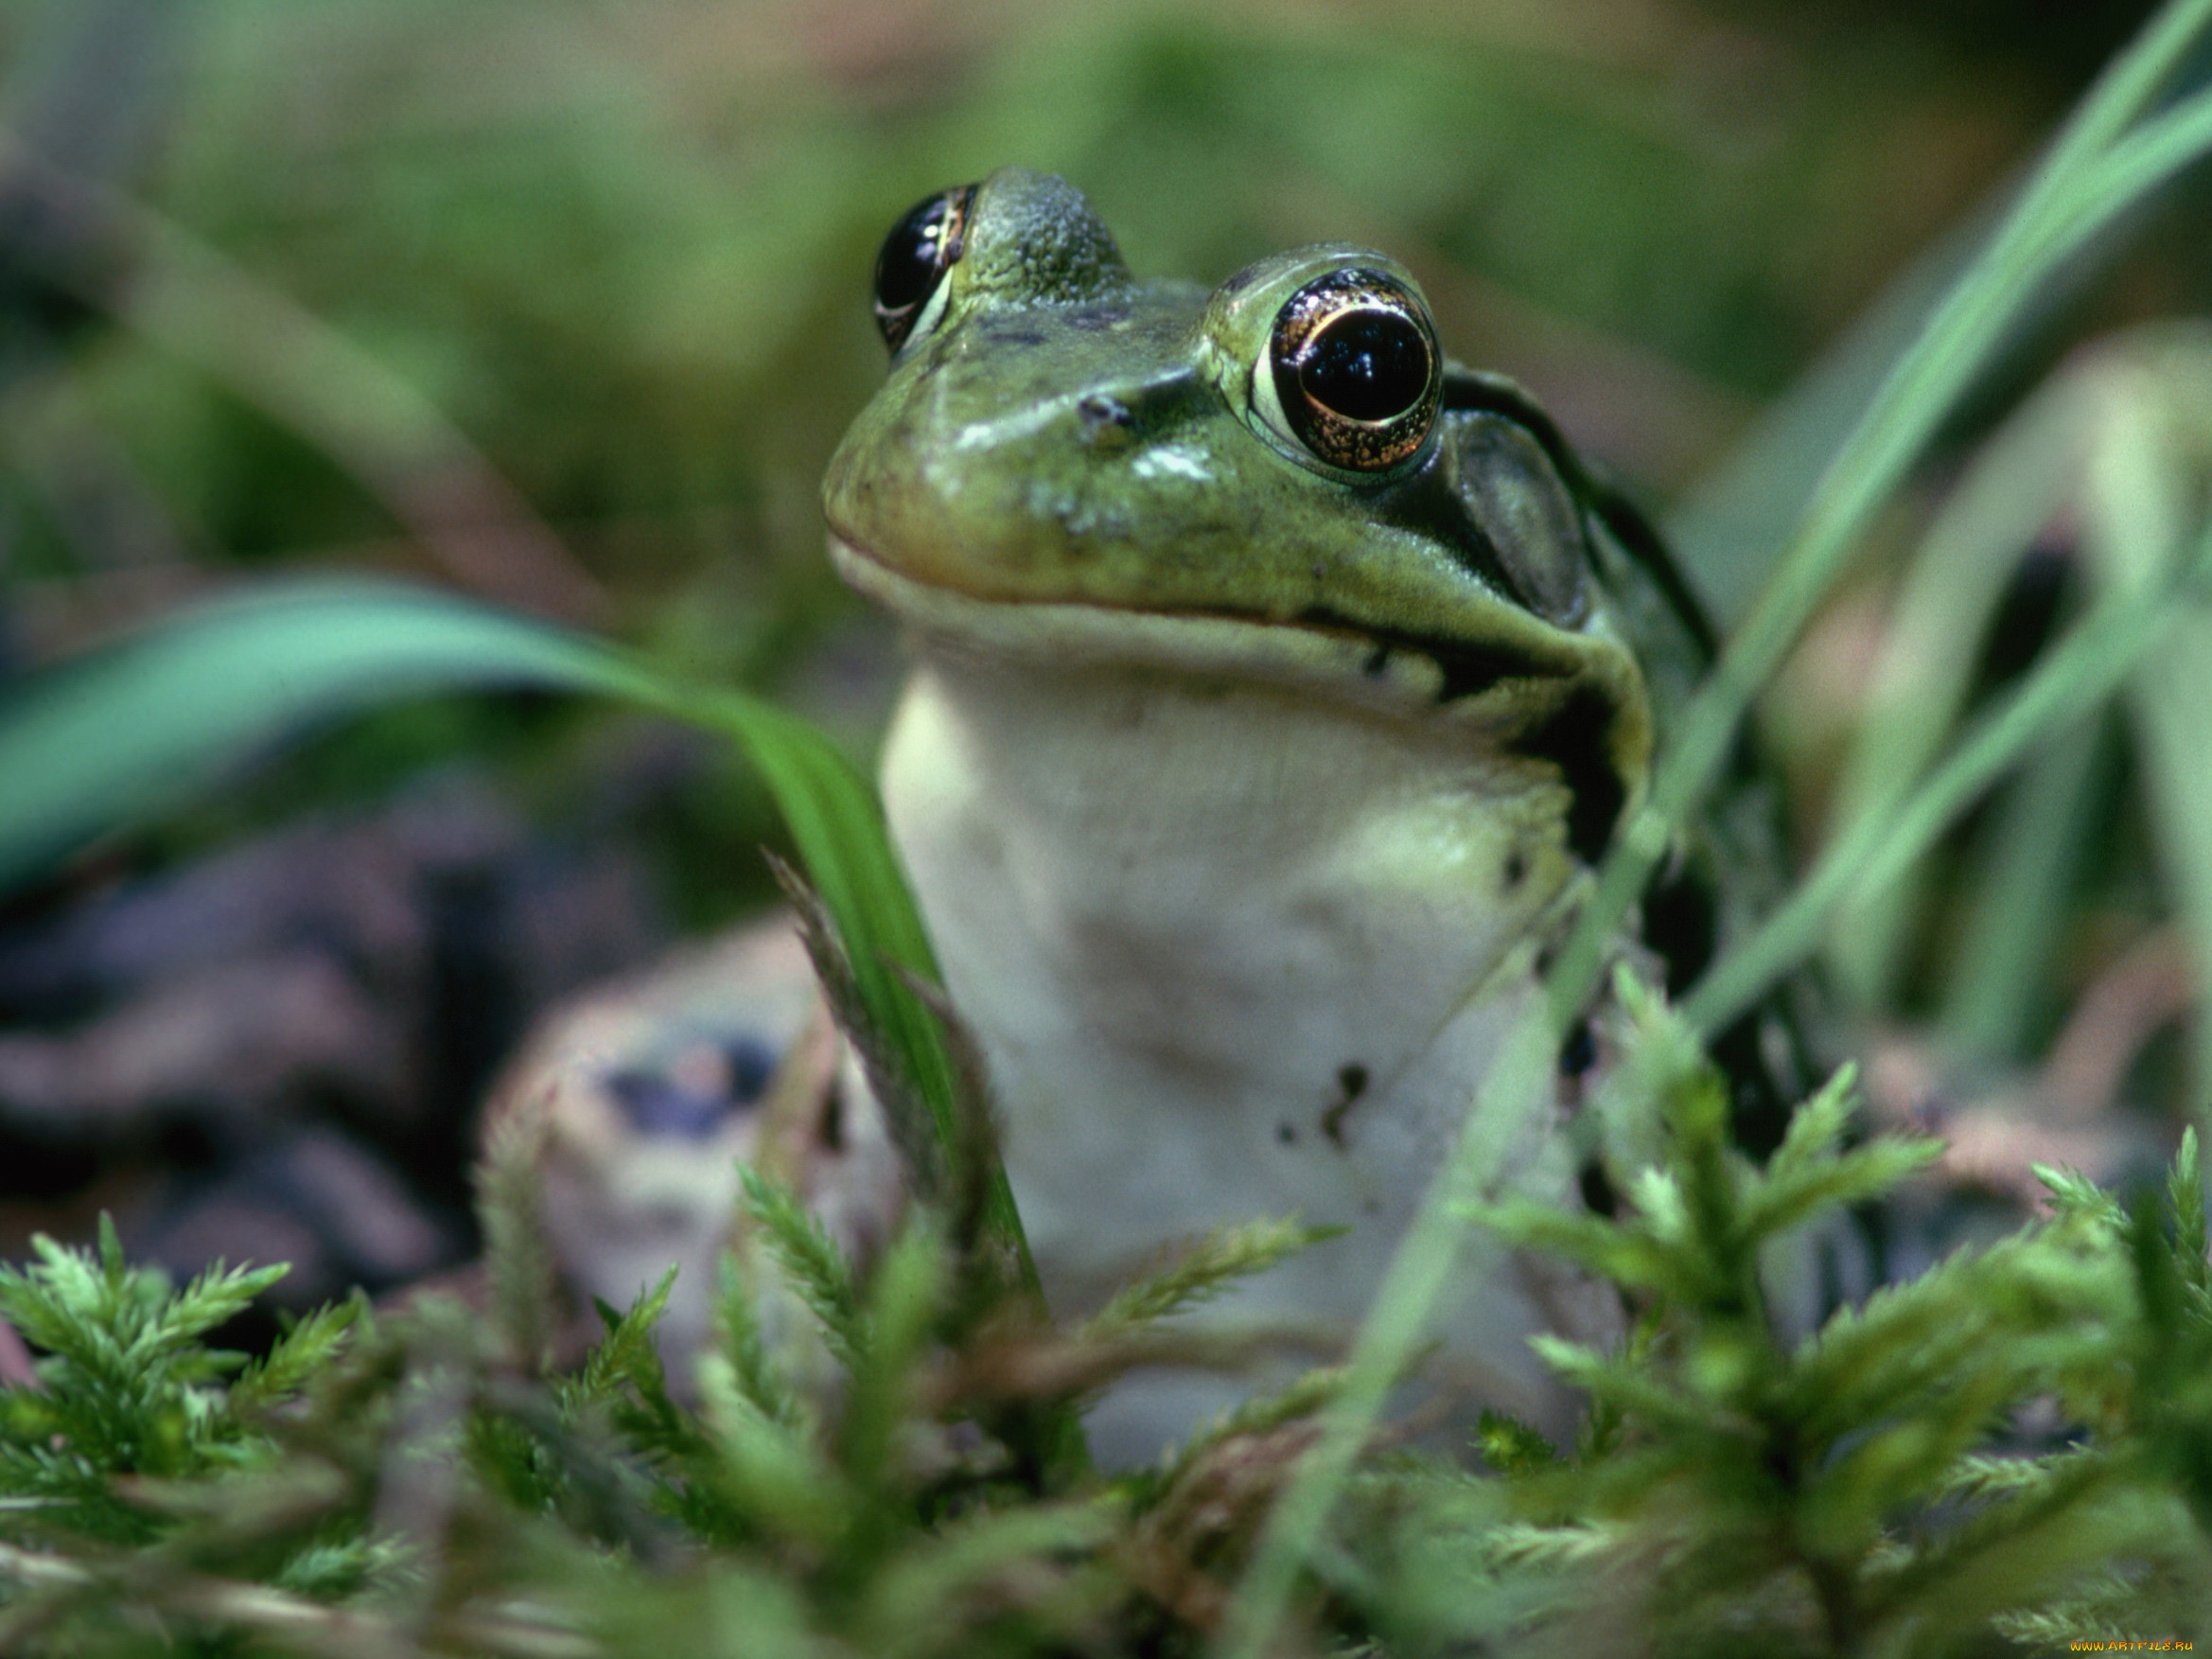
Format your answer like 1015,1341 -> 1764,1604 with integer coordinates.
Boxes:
824,168 -> 1731,1458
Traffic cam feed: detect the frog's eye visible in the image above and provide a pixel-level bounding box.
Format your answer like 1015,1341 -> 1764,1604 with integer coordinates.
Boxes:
1263,270 -> 1441,473
871,184 -> 978,353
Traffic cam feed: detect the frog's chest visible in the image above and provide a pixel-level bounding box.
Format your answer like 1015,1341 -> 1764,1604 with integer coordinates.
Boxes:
880,645 -> 1613,1446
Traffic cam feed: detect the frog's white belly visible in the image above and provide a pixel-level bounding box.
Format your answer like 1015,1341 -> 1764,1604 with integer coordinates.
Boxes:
879,642 -> 1618,1456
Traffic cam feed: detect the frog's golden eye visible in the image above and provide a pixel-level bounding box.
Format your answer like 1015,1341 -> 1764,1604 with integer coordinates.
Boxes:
871,184 -> 978,353
1265,270 -> 1441,473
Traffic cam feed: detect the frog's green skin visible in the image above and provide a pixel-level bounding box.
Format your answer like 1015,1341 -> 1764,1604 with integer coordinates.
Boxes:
824,168 -> 1712,1456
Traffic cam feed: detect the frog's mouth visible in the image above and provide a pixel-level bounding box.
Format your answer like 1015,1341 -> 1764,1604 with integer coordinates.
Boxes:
830,532 -> 1650,864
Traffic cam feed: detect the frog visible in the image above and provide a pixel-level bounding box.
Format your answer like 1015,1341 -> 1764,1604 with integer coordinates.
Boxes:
821,167 -> 1739,1459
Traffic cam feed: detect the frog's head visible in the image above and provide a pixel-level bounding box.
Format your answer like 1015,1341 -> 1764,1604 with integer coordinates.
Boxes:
824,168 -> 1670,862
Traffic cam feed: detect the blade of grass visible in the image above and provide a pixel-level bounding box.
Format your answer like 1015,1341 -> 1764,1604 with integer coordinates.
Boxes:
2078,335 -> 2212,1107
0,576 -> 1037,1295
1938,717 -> 2109,1063
1820,378 -> 2087,1006
2062,79 -> 2212,237
1685,517 -> 2212,1039
1662,188 -> 2012,633
2124,627 -> 2212,1102
1565,9 -> 2212,1029
1217,5 -> 2212,1651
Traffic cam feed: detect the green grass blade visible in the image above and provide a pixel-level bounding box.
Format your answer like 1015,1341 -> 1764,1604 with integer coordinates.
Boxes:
0,577 -> 1037,1286
1663,194 -> 2002,632
2115,555 -> 2212,1119
1564,0 -> 2212,1009
1937,717 -> 2109,1063
2060,328 -> 2212,1110
0,580 -> 623,882
2128,617 -> 2212,1102
1684,521 -> 2212,1037
2063,83 -> 2212,239
1819,379 -> 2087,1006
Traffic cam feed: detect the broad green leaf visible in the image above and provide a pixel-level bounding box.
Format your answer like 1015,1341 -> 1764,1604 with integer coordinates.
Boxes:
0,576 -> 1035,1282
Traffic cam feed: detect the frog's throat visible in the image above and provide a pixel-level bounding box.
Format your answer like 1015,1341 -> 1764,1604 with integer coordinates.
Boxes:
830,533 -> 1645,720
872,629 -> 1623,1447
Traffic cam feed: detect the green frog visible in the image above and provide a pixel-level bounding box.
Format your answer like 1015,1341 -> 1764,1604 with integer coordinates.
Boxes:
823,168 -> 1733,1457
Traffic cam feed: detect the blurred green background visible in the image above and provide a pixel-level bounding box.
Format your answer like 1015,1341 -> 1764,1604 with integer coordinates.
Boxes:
5,13 -> 2212,1640
0,0 -> 2203,1353
0,0 -> 2204,1048
0,0 -> 2187,733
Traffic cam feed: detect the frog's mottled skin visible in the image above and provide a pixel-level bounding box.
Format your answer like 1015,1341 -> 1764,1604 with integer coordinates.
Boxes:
824,168 -> 1712,1456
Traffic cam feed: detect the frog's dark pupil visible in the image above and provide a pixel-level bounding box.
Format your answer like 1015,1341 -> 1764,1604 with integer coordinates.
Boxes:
1269,270 -> 1439,472
875,198 -> 952,312
871,185 -> 976,351
1301,309 -> 1428,422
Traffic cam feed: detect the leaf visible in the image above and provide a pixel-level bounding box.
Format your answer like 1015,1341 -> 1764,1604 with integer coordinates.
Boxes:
1782,1228 -> 2129,1445
574,1276 -> 707,1477
1459,1194 -> 1686,1300
1474,1408 -> 1558,1476
1757,1065 -> 1859,1191
693,1350 -> 849,1549
231,1299 -> 362,1416
1736,1135 -> 1946,1245
737,1166 -> 864,1375
0,577 -> 1033,1277
0,580 -> 614,886
1686,516 -> 2212,1036
476,1088 -> 561,1375
1934,1447 -> 2096,1506
2082,336 -> 2212,1103
1734,1063 -> 1946,1245
713,1249 -> 804,1434
1818,378 -> 2091,1005
571,1271 -> 678,1411
1940,717 -> 2111,1062
2168,1125 -> 2209,1297
1078,1218 -> 1335,1344
1525,1337 -> 1712,1436
838,1216 -> 952,1487
1161,1365 -> 1353,1485
851,1501 -> 1114,1659
2035,1164 -> 2130,1229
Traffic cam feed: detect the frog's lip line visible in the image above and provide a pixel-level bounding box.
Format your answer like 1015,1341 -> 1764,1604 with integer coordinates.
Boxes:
828,533 -> 1597,711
